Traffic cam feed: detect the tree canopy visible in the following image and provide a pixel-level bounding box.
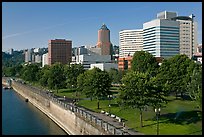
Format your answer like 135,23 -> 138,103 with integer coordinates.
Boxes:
77,67 -> 112,109
131,51 -> 159,76
157,54 -> 198,98
47,63 -> 66,90
64,64 -> 84,89
187,66 -> 202,109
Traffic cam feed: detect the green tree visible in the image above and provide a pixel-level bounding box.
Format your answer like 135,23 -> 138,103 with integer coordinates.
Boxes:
77,67 -> 112,109
131,51 -> 159,76
47,63 -> 66,90
108,68 -> 121,84
14,64 -> 23,77
64,64 -> 84,89
21,64 -> 40,82
157,54 -> 194,99
39,65 -> 50,87
118,71 -> 150,128
187,66 -> 202,109
2,67 -> 16,77
148,76 -> 168,109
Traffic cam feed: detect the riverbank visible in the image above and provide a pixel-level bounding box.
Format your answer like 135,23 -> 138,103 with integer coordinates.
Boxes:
3,77 -> 135,135
2,87 -> 67,135
2,77 -> 143,135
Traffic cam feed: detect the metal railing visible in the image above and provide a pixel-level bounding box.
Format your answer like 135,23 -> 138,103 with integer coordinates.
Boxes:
12,80 -> 130,135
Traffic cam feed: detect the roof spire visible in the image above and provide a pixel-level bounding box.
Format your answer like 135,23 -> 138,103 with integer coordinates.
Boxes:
100,23 -> 109,30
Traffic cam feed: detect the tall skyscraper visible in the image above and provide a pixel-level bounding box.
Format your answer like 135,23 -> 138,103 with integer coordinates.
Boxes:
171,14 -> 198,59
119,29 -> 143,57
143,12 -> 180,59
96,24 -> 112,55
48,39 -> 72,65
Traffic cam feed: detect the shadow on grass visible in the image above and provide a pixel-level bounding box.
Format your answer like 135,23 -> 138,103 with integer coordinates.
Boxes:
142,122 -> 157,128
187,129 -> 202,135
59,89 -> 76,93
149,110 -> 202,125
167,94 -> 193,102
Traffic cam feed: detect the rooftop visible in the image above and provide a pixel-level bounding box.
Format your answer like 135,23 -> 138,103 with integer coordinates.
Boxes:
100,23 -> 109,30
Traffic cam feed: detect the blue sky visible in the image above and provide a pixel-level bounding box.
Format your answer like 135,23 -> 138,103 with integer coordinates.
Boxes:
2,2 -> 202,51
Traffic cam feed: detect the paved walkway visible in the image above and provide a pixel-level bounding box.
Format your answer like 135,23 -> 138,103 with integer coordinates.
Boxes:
79,107 -> 144,135
59,97 -> 144,135
16,80 -> 143,135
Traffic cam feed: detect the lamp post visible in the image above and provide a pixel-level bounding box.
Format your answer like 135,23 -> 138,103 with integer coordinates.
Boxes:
108,95 -> 111,114
155,108 -> 161,135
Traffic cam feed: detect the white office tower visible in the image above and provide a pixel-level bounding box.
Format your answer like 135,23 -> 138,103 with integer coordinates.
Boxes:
143,19 -> 180,59
119,29 -> 143,57
42,53 -> 48,67
171,14 -> 198,59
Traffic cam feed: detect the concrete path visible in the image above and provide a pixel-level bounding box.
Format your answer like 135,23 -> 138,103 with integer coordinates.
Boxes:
19,81 -> 143,135
62,100 -> 144,135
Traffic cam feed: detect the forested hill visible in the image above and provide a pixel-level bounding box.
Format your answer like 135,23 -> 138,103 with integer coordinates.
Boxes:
2,51 -> 24,67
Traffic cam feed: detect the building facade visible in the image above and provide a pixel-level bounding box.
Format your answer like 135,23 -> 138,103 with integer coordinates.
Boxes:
96,24 -> 112,55
34,48 -> 40,53
72,54 -> 111,70
171,15 -> 198,59
25,49 -> 32,62
90,63 -> 118,71
143,17 -> 180,59
9,48 -> 13,55
118,56 -> 133,71
35,54 -> 42,63
119,29 -> 143,57
42,53 -> 49,67
48,39 -> 72,65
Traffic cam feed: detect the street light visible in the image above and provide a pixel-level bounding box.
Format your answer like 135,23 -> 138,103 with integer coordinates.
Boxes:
155,108 -> 161,135
108,95 -> 111,114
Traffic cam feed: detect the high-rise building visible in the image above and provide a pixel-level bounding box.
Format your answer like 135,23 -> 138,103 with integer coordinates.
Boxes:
35,54 -> 42,63
48,39 -> 72,65
9,48 -> 13,55
96,24 -> 112,55
143,14 -> 180,59
42,53 -> 49,67
171,14 -> 198,59
32,54 -> 35,63
25,49 -> 32,62
119,29 -> 143,57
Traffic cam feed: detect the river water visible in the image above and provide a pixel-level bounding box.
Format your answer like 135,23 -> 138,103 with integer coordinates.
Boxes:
2,87 -> 67,135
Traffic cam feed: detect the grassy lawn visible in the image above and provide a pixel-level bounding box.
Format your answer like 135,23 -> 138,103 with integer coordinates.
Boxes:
77,96 -> 202,135
26,82 -> 202,135
54,88 -> 87,99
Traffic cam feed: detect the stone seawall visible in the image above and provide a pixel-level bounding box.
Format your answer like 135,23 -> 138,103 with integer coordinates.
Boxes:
6,79 -> 113,135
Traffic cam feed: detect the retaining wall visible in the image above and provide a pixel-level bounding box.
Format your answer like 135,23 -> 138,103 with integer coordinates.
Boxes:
3,77 -> 128,135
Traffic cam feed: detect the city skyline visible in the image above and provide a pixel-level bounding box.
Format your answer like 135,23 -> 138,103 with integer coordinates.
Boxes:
2,2 -> 202,52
